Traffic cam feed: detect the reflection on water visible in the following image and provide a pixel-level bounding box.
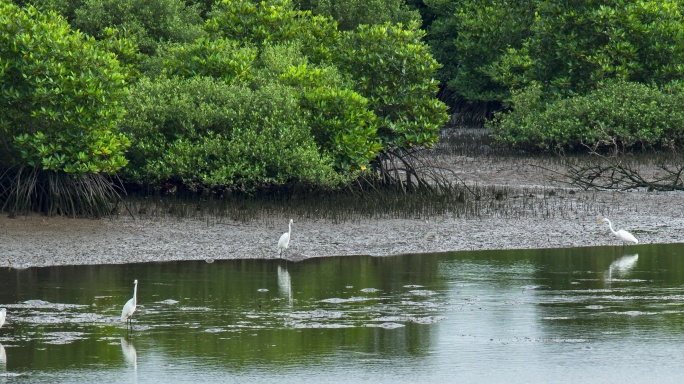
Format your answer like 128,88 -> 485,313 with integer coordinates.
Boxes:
120,337 -> 137,371
277,264 -> 293,307
0,244 -> 684,383
0,342 -> 5,371
606,253 -> 639,281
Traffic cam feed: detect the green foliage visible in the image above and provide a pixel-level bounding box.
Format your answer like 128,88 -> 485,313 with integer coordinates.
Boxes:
426,0 -> 684,118
206,0 -> 339,63
206,1 -> 447,166
96,27 -> 142,80
18,0 -> 447,193
156,37 -> 257,83
294,0 -> 420,31
404,0 -> 440,30
0,1 -> 130,175
427,0 -> 533,104
492,0 -> 684,97
121,76 -> 342,191
73,0 -> 205,55
333,22 -> 448,150
14,0 -> 84,20
256,42 -> 383,172
250,41 -> 310,85
488,81 -> 684,150
281,62 -> 383,171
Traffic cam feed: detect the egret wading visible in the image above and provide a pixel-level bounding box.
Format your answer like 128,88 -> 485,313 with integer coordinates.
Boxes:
278,219 -> 294,258
121,279 -> 138,330
598,218 -> 638,246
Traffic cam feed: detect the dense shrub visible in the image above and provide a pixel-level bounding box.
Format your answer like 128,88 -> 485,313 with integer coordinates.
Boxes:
294,0 -> 420,31
281,62 -> 383,171
0,1 -> 131,215
206,0 -> 339,64
6,0 -> 449,197
121,76 -> 342,191
492,0 -> 684,97
426,0 -> 684,118
73,0 -> 205,55
426,0 -> 532,104
0,2 -> 130,175
154,37 -> 257,83
489,81 -> 684,150
263,43 -> 382,171
13,0 -> 84,20
206,0 -> 447,166
333,22 -> 448,150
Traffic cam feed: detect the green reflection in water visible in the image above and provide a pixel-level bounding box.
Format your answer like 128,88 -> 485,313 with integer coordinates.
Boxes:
0,243 -> 684,383
0,254 -> 445,372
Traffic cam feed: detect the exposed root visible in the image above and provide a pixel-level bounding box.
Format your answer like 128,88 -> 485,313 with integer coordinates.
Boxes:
0,166 -> 127,217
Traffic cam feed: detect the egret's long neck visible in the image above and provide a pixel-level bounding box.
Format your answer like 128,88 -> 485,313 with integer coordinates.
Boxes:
133,283 -> 138,305
606,220 -> 617,235
288,222 -> 292,236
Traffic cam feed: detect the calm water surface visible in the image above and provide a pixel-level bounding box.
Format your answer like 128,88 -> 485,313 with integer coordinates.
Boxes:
1,244 -> 684,383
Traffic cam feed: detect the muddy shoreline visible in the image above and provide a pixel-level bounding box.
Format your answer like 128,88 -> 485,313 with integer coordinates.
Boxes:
2,188 -> 683,268
1,136 -> 683,267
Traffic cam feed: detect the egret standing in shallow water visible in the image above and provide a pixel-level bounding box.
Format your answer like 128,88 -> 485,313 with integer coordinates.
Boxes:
598,218 -> 638,246
121,279 -> 138,330
278,219 -> 294,258
0,308 -> 5,329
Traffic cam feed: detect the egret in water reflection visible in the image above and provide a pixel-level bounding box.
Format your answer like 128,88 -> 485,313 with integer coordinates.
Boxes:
121,279 -> 138,330
0,342 -> 6,371
0,308 -> 5,329
607,254 -> 639,281
120,337 -> 137,370
278,219 -> 294,258
278,264 -> 293,307
598,218 -> 638,246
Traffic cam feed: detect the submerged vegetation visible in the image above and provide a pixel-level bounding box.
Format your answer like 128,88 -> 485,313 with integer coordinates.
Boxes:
2,0 -> 684,217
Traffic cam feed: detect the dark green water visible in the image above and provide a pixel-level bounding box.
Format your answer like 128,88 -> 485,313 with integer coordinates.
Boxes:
1,244 -> 684,383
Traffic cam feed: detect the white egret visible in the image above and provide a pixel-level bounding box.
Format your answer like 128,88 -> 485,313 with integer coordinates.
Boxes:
598,218 -> 638,245
278,219 -> 294,258
0,308 -> 5,329
121,279 -> 138,329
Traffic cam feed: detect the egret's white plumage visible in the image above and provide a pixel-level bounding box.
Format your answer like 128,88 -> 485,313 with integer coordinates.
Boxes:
598,218 -> 638,245
0,308 -> 5,329
278,219 -> 294,258
121,279 -> 138,328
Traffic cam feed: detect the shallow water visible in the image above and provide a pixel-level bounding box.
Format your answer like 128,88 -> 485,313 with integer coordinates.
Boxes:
1,244 -> 684,383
